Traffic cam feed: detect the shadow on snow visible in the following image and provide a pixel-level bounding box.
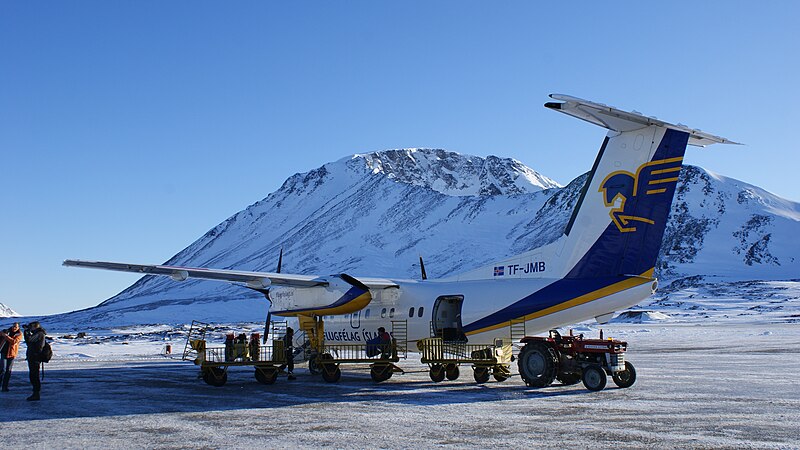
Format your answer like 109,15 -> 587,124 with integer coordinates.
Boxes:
1,361 -> 605,421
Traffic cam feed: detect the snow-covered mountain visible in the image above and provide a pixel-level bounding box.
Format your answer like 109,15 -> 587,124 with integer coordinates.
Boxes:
0,303 -> 20,318
26,148 -> 800,328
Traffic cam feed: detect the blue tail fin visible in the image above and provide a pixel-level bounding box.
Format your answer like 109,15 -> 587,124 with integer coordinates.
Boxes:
565,128 -> 689,278
544,94 -> 738,279
452,95 -> 738,283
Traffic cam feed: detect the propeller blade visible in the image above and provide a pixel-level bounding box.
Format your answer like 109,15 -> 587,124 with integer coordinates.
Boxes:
263,310 -> 271,344
276,247 -> 283,274
419,255 -> 427,280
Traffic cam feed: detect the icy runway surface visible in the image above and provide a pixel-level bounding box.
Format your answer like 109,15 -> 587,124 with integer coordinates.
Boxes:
2,324 -> 799,449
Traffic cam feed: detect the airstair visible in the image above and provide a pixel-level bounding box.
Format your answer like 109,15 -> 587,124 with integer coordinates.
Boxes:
182,320 -> 210,361
510,318 -> 527,356
390,320 -> 408,358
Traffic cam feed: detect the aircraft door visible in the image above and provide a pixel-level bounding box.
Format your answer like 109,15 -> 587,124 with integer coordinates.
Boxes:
350,310 -> 361,329
432,295 -> 466,342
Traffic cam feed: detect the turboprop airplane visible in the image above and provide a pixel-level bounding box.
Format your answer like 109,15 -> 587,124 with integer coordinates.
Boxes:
64,94 -> 738,384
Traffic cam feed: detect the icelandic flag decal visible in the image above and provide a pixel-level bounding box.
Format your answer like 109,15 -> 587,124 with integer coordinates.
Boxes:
493,266 -> 504,277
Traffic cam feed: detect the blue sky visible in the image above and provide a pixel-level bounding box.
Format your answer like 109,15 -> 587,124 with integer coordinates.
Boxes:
1,2 -> 798,315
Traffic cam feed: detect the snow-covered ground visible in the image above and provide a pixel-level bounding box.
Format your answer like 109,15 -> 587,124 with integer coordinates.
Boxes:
2,322 -> 798,448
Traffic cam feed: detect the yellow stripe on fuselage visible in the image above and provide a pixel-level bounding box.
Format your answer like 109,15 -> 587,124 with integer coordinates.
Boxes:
465,268 -> 655,336
275,291 -> 372,317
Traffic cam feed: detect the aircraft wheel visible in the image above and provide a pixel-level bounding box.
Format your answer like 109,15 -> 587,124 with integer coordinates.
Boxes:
557,373 -> 581,386
429,364 -> 445,382
518,342 -> 558,388
445,364 -> 460,381
321,365 -> 341,383
582,364 -> 607,391
612,361 -> 637,388
473,367 -> 490,384
255,367 -> 278,385
203,367 -> 227,387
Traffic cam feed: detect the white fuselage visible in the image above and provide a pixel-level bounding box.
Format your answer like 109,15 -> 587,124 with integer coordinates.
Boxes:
275,276 -> 655,346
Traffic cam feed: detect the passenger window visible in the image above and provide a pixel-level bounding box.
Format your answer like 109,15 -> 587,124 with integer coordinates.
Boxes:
381,308 -> 387,318
389,308 -> 395,318
418,306 -> 424,318
409,307 -> 415,318
365,309 -> 371,318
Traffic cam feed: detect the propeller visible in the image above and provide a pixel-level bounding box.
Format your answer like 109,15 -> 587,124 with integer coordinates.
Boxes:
263,248 -> 283,343
419,255 -> 427,280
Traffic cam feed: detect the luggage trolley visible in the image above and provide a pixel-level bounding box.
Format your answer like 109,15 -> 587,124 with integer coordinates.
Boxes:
315,320 -> 408,383
416,337 -> 513,383
185,322 -> 288,387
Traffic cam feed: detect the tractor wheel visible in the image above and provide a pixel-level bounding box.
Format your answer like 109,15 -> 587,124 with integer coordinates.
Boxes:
321,365 -> 341,383
518,342 -> 558,388
582,364 -> 607,391
612,361 -> 637,388
255,367 -> 278,385
557,373 -> 581,386
370,365 -> 392,382
429,364 -> 445,382
473,367 -> 490,384
203,367 -> 228,387
445,364 -> 460,381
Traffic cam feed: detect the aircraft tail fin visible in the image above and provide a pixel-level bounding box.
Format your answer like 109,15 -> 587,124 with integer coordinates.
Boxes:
547,95 -> 739,279
452,95 -> 739,283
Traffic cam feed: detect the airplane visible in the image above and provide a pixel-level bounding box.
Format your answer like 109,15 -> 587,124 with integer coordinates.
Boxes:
64,94 -> 739,385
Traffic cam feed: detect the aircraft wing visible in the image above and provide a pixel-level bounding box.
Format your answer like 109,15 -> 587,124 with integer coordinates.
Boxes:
62,259 -> 399,290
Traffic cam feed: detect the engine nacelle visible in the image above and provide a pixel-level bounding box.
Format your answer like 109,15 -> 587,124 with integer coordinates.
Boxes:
170,270 -> 189,282
246,277 -> 271,289
269,275 -> 371,316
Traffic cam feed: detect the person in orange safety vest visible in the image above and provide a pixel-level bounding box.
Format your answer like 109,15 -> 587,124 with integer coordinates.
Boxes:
0,322 -> 23,392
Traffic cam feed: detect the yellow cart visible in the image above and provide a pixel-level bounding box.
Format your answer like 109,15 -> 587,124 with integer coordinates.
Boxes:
313,320 -> 408,383
417,338 -> 513,383
187,338 -> 287,386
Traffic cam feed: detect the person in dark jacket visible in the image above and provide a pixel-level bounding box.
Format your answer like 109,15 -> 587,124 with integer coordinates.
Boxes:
377,327 -> 392,359
283,327 -> 295,380
23,321 -> 46,401
0,322 -> 23,392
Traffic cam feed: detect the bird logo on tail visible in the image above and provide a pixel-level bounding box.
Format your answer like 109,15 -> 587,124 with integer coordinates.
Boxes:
599,157 -> 684,233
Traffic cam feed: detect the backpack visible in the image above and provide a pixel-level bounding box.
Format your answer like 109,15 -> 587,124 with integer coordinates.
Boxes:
39,341 -> 53,363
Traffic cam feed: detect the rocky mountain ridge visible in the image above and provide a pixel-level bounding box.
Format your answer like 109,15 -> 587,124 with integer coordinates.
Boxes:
0,303 -> 19,318
17,148 -> 800,327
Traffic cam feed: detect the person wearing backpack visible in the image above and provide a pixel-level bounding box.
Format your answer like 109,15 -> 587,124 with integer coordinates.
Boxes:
23,321 -> 46,401
0,322 -> 23,392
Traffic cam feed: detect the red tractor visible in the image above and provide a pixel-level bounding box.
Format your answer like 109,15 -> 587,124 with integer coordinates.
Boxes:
517,329 -> 636,391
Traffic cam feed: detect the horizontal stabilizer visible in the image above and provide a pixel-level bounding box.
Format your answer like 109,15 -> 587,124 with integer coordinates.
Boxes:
546,94 -> 741,147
